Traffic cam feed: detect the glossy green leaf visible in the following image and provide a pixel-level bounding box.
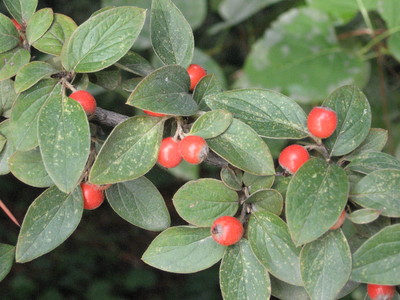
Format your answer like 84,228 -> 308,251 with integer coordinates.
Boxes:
220,239 -> 271,300
16,186 -> 83,263
0,13 -> 20,53
248,211 -> 302,286
106,177 -> 170,231
26,8 -> 53,44
32,13 -> 77,56
189,110 -> 233,139
348,208 -> 380,225
270,275 -> 310,300
350,169 -> 400,217
127,65 -> 197,116
14,61 -> 58,93
9,148 -> 53,188
61,6 -> 146,72
0,79 -> 18,117
300,230 -> 352,300
208,119 -> 275,175
220,167 -> 243,191
151,0 -> 194,67
38,96 -> 90,193
142,226 -> 226,273
246,189 -> 283,216
10,79 -> 61,152
0,48 -> 30,80
193,74 -> 222,111
88,66 -> 121,90
0,244 -> 14,282
172,179 -> 238,227
0,120 -> 16,174
324,85 -> 371,157
346,152 -> 400,174
115,51 -> 155,76
345,128 -> 388,160
243,173 -> 275,194
206,89 -> 308,139
4,0 -> 37,23
89,116 -> 164,184
286,158 -> 349,246
351,224 -> 400,284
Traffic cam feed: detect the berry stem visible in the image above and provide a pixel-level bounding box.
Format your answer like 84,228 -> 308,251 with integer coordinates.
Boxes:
61,78 -> 77,93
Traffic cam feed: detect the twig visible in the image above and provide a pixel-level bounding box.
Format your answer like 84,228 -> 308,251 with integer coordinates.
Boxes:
0,200 -> 20,227
92,107 -> 130,127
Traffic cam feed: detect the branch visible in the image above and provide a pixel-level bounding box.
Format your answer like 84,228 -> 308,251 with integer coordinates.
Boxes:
0,200 -> 20,227
92,107 -> 130,127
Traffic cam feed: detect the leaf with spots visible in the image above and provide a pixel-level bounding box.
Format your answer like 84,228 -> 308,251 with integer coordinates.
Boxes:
346,152 -> 400,175
0,120 -> 16,175
115,51 -> 155,77
25,8 -> 54,45
0,244 -> 15,282
248,211 -> 303,286
347,208 -> 380,225
351,224 -> 400,285
14,61 -> 58,93
151,0 -> 194,67
300,230 -> 352,300
189,109 -> 233,139
245,189 -> 283,216
172,179 -> 239,227
0,78 -> 18,117
193,74 -> 222,111
344,128 -> 388,161
3,0 -> 37,24
89,116 -> 164,185
323,85 -> 371,157
270,275 -> 310,300
205,89 -> 308,139
142,226 -> 226,273
0,13 -> 20,54
243,172 -> 275,194
0,48 -> 30,81
38,95 -> 90,193
220,239 -> 271,300
106,177 -> 170,231
16,186 -> 83,263
350,169 -> 400,217
286,158 -> 349,246
207,119 -> 275,175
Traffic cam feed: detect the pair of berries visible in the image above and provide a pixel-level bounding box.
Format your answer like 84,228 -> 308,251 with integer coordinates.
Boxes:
157,135 -> 209,168
69,90 -> 97,115
211,216 -> 243,246
367,284 -> 395,300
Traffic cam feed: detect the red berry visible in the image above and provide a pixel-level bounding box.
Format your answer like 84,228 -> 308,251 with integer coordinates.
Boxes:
211,216 -> 244,246
179,135 -> 209,165
187,64 -> 207,91
157,137 -> 182,168
11,19 -> 22,31
143,110 -> 166,117
367,284 -> 395,300
69,90 -> 97,115
81,182 -> 105,210
278,145 -> 309,174
307,106 -> 338,139
330,210 -> 346,230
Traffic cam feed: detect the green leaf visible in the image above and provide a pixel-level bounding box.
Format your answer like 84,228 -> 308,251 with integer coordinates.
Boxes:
142,226 -> 225,273
270,275 -> 310,300
172,179 -> 238,227
346,152 -> 400,174
26,8 -> 54,45
32,13 -> 77,56
10,79 -> 61,152
121,78 -> 141,92
189,110 -> 233,139
3,0 -> 37,23
38,95 -> 90,193
348,208 -> 380,225
324,85 -> 371,157
173,0 -> 207,30
240,8 -> 369,103
106,177 -> 170,231
0,135 -> 5,153
248,211 -> 302,286
300,230 -> 352,300
220,239 -> 271,300
350,169 -> 400,217
192,74 -> 223,111
208,119 -> 275,175
127,65 -> 198,116
151,0 -> 194,67
16,186 -> 83,263
88,66 -> 121,90
351,224 -> 400,285
9,148 -> 53,188
286,158 -> 349,246
220,167 -> 243,191
0,13 -> 20,54
379,0 -> 400,28
0,244 -> 14,282
115,51 -> 155,76
0,78 -> 18,117
0,48 -> 30,80
344,128 -> 388,160
14,61 -> 58,93
243,172 -> 275,194
89,116 -> 164,184
246,189 -> 283,216
61,6 -> 146,72
0,120 -> 16,175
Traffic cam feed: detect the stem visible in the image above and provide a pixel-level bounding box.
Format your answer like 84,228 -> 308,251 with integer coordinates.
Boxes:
61,78 -> 77,93
0,200 -> 20,227
92,107 -> 130,127
356,0 -> 374,32
360,26 -> 400,55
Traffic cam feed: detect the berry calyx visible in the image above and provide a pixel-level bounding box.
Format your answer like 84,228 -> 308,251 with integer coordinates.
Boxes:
367,284 -> 395,300
278,144 -> 309,174
69,90 -> 97,115
187,64 -> 207,91
307,106 -> 338,139
80,182 -> 105,210
330,210 -> 346,230
11,19 -> 22,31
143,110 -> 166,117
179,135 -> 209,165
211,216 -> 244,246
157,137 -> 182,168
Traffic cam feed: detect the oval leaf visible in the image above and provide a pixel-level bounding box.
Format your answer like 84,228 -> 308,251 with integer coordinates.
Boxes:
142,226 -> 225,273
270,275 -> 310,300
193,74 -> 223,111
220,167 -> 243,191
173,178 -> 239,227
26,8 -> 53,44
115,51 -> 155,77
0,120 -> 16,175
106,177 -> 170,231
16,186 -> 83,263
0,13 -> 20,53
348,208 -> 380,225
286,158 -> 349,246
0,78 -> 18,117
346,152 -> 400,174
0,48 -> 30,80
344,128 -> 388,160
189,110 -> 233,139
0,244 -> 15,282
246,189 -> 283,216
14,61 -> 58,93
4,0 -> 37,24
243,172 -> 275,194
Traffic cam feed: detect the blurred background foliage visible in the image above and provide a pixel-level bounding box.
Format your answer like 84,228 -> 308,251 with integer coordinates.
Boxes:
1,0 -> 400,299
